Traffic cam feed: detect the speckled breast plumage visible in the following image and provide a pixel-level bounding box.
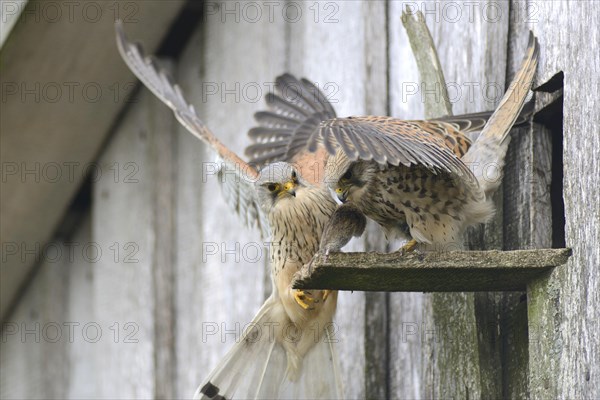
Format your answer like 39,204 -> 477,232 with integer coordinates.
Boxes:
357,162 -> 493,247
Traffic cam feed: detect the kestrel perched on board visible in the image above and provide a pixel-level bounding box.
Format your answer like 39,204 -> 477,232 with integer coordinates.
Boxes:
325,34 -> 538,251
250,34 -> 538,252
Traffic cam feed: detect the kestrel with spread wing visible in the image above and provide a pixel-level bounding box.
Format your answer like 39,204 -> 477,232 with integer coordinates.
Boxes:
325,34 -> 538,251
116,22 -> 342,399
117,18 -> 539,398
251,34 -> 538,252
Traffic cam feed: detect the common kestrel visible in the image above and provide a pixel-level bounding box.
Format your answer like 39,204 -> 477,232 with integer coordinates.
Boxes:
117,19 -> 539,399
116,22 -> 343,399
249,34 -> 539,252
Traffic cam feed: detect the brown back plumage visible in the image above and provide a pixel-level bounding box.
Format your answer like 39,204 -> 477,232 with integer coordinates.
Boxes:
246,73 -> 534,190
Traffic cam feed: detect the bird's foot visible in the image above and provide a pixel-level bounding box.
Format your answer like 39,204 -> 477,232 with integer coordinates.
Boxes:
322,289 -> 331,302
398,239 -> 418,255
294,290 -> 316,310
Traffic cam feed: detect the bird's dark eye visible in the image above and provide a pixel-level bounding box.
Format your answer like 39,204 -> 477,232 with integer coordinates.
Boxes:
342,169 -> 353,180
267,183 -> 278,192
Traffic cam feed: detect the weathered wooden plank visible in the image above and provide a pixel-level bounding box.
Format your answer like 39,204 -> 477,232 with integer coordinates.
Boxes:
63,216 -> 98,399
0,216 -> 92,399
500,34 -> 553,398
0,0 -> 184,321
92,88 -> 178,398
361,2 -> 390,397
172,12 -> 285,398
294,249 -> 570,292
523,1 -> 600,398
146,62 -> 178,399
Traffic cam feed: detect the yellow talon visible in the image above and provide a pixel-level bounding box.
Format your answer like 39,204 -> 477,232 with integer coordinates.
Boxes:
294,290 -> 315,310
322,290 -> 331,302
399,239 -> 418,254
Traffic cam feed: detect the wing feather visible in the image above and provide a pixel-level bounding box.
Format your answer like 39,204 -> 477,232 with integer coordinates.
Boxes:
266,92 -> 311,119
248,127 -> 293,141
255,111 -> 303,129
115,21 -> 268,236
309,116 -> 478,187
246,75 -> 337,167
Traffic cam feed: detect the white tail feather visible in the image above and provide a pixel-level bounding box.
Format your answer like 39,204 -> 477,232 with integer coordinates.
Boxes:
194,296 -> 343,400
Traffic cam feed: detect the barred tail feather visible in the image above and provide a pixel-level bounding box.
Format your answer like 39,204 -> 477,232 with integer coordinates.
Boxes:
245,74 -> 337,167
194,297 -> 343,399
462,32 -> 539,196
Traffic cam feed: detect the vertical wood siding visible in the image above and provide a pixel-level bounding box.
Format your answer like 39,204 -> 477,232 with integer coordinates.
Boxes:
1,1 -> 598,399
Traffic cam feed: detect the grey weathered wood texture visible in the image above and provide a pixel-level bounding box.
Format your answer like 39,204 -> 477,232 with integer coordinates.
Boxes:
522,2 -> 600,398
294,249 -> 571,292
1,1 -> 598,399
92,88 -> 179,398
0,0 -> 185,321
0,217 -> 93,399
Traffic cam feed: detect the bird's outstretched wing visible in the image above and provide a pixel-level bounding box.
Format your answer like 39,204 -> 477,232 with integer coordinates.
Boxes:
245,74 -> 337,168
246,74 -> 479,188
248,43 -> 537,191
308,116 -> 479,186
115,21 -> 267,236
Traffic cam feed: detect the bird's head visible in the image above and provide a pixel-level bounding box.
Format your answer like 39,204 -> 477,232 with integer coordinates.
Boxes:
331,161 -> 374,204
255,161 -> 305,212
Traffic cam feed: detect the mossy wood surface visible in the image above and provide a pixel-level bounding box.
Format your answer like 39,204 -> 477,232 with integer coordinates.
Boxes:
294,249 -> 571,292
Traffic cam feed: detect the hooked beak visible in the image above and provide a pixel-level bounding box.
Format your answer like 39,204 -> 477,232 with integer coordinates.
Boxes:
335,187 -> 348,203
283,181 -> 296,197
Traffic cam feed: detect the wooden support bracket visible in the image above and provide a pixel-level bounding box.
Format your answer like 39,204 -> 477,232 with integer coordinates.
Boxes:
293,249 -> 571,292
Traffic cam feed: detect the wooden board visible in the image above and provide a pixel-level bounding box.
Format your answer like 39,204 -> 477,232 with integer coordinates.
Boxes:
294,249 -> 571,292
92,88 -> 177,398
522,1 -> 600,398
0,216 -> 93,398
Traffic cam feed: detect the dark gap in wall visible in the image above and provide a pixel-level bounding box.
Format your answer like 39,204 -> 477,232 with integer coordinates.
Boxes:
54,175 -> 92,240
534,71 -> 564,93
156,0 -> 205,59
1,174 -> 93,322
533,74 -> 565,248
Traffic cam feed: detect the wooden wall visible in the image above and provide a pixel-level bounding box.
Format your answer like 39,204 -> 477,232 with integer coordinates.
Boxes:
1,1 -> 598,399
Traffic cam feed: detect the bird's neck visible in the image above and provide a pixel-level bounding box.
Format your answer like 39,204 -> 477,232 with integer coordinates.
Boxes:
267,188 -> 336,266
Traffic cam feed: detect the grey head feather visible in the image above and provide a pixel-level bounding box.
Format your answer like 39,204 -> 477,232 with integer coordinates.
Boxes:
255,161 -> 307,212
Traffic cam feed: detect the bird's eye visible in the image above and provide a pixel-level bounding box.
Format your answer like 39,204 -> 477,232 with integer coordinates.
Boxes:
342,169 -> 353,180
267,183 -> 278,192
